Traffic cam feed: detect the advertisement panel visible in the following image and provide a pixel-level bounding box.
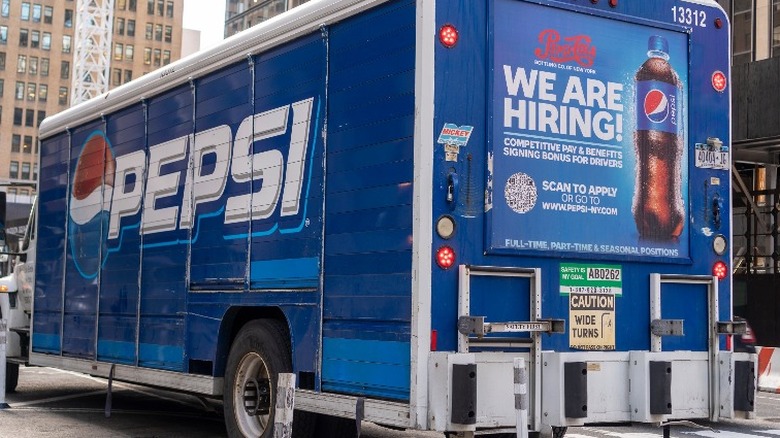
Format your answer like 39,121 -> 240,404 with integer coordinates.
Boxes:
487,0 -> 690,260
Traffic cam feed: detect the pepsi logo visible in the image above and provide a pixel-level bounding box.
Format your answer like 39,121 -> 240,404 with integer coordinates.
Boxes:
644,89 -> 669,124
68,131 -> 116,279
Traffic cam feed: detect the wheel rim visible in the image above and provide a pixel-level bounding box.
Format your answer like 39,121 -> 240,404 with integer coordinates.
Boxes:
233,351 -> 273,437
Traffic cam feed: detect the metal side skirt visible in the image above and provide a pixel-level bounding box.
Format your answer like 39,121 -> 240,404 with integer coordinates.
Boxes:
295,389 -> 412,428
29,353 -> 222,395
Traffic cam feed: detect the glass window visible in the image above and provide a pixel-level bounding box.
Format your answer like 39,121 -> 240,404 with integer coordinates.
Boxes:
29,56 -> 37,75
166,0 -> 173,17
773,0 -> 780,57
124,69 -> 132,83
40,58 -> 49,76
127,19 -> 136,37
23,136 -> 32,153
9,161 -> 18,179
157,0 -> 163,16
21,163 -> 30,180
64,9 -> 73,28
733,0 -> 753,65
144,47 -> 151,64
21,2 -> 30,20
61,61 -> 69,79
13,107 -> 22,125
33,163 -> 37,181
0,52 -> 4,70
164,26 -> 172,43
163,50 -> 170,65
0,26 -> 6,44
117,0 -> 126,10
147,0 -> 154,14
145,23 -> 152,40
15,81 -> 24,99
58,87 -> 68,105
0,79 -> 3,97
38,84 -> 47,101
125,44 -> 134,60
25,108 -> 34,126
1,0 -> 8,17
17,55 -> 26,73
114,43 -> 123,61
129,0 -> 136,11
43,6 -> 52,24
26,82 -> 35,101
155,24 -> 162,41
42,32 -> 51,50
32,4 -> 40,22
11,134 -> 20,152
37,110 -> 44,126
30,30 -> 39,48
116,18 -> 125,35
112,68 -> 121,86
153,48 -> 161,66
19,29 -> 28,47
62,35 -> 71,53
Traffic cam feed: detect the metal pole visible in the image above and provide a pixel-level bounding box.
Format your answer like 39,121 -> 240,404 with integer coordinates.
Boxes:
0,318 -> 8,408
514,357 -> 529,438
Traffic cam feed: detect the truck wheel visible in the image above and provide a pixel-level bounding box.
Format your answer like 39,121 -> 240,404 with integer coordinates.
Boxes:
223,320 -> 314,438
5,362 -> 19,393
552,426 -> 568,438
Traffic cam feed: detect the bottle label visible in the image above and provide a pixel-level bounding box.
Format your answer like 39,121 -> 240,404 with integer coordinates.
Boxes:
636,80 -> 679,134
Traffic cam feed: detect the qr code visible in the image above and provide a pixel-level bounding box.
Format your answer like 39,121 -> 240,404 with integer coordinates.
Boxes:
505,172 -> 537,214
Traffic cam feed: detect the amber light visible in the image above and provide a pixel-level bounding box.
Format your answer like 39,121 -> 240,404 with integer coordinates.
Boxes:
436,246 -> 456,269
439,24 -> 459,48
713,261 -> 728,280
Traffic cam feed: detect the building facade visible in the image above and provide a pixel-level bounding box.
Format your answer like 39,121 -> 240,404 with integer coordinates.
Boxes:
0,0 -> 184,221
715,0 -> 780,346
224,0 -> 310,37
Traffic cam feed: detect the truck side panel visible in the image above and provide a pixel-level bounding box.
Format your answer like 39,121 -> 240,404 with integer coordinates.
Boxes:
34,32 -> 329,378
32,133 -> 70,354
321,0 -> 416,401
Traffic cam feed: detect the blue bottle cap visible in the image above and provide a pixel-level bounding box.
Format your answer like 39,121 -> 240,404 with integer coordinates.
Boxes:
648,35 -> 669,54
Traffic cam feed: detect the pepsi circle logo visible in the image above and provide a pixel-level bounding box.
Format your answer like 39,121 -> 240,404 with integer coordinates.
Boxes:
68,131 -> 116,279
644,90 -> 669,124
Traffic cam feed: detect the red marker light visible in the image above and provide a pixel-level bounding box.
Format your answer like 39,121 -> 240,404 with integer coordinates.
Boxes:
436,246 -> 456,269
712,71 -> 727,92
713,261 -> 728,280
609,0 -> 618,7
439,24 -> 458,48
715,18 -> 723,29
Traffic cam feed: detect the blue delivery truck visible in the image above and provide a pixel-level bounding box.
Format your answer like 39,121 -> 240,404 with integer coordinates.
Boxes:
0,0 -> 754,436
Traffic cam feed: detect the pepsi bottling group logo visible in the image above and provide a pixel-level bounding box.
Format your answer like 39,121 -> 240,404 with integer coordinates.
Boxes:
69,131 -> 116,279
643,89 -> 670,124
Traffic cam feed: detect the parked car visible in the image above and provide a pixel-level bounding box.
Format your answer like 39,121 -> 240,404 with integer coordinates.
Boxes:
733,316 -> 757,353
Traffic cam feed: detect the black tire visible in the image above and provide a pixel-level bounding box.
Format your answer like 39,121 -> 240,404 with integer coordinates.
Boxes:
553,426 -> 568,438
5,362 -> 19,393
223,319 -> 315,438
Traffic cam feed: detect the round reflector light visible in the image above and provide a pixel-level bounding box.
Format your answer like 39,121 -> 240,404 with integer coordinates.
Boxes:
713,261 -> 728,280
712,71 -> 727,92
436,246 -> 456,269
439,24 -> 458,48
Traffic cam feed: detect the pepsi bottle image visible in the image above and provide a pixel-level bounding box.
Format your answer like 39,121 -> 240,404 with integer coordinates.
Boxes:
632,35 -> 684,241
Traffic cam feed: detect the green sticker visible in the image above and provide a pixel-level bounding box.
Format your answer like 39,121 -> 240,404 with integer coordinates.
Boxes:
560,263 -> 622,296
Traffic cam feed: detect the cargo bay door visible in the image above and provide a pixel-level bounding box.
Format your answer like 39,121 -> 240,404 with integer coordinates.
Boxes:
455,265 -> 551,432
630,274 -> 725,422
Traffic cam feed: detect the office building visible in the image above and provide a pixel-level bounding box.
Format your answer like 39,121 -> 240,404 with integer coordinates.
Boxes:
0,0 -> 185,232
